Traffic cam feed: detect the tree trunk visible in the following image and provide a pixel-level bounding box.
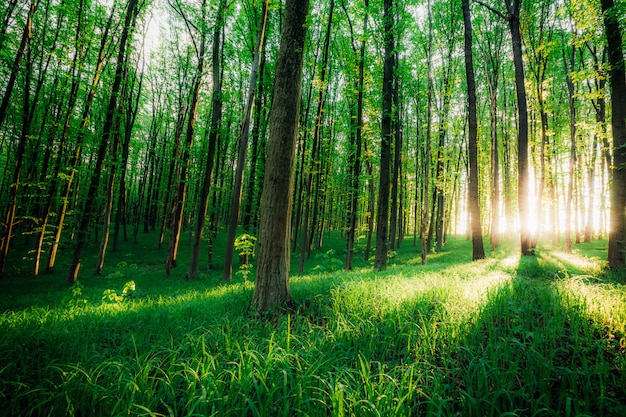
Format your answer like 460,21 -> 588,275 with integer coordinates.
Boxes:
223,1 -> 269,282
67,0 -> 140,283
462,0 -> 485,261
187,0 -> 226,279
344,0 -> 368,270
165,0 -> 208,275
45,5 -> 115,273
249,0 -> 309,315
563,45 -> 576,254
508,0 -> 533,255
374,0 -> 394,271
298,0 -> 334,274
0,0 -> 38,276
601,0 -> 626,268
421,0 -> 434,265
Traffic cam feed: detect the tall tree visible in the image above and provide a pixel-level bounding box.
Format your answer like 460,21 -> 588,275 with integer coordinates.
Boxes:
249,0 -> 309,314
165,0 -> 209,275
374,0 -> 395,271
0,0 -> 40,276
223,0 -> 269,282
462,0 -> 485,260
187,0 -> 226,279
67,0 -> 141,283
344,0 -> 369,270
477,0 -> 533,255
601,0 -> 626,268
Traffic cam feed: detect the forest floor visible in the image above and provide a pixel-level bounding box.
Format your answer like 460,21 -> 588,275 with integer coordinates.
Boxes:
1,232 -> 625,416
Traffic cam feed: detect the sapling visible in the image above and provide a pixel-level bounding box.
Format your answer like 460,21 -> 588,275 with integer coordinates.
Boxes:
234,233 -> 256,282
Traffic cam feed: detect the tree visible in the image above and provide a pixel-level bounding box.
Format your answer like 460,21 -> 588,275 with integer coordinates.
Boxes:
68,0 -> 141,283
0,0 -> 40,277
374,0 -> 395,271
477,0 -> 533,255
187,0 -> 227,279
249,0 -> 310,315
462,0 -> 485,260
222,1 -> 269,282
601,0 -> 626,268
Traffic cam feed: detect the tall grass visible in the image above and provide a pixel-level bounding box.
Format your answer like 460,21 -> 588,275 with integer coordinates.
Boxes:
0,235 -> 624,416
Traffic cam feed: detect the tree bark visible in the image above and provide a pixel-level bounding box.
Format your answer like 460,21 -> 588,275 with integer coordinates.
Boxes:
563,45 -> 576,254
508,0 -> 533,255
165,0 -> 208,275
344,0 -> 368,270
223,1 -> 269,282
249,0 -> 309,315
462,0 -> 485,260
601,0 -> 626,268
67,0 -> 140,283
187,0 -> 226,279
0,0 -> 39,276
374,0 -> 394,271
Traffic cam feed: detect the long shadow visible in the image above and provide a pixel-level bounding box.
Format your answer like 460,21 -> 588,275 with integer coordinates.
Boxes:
442,254 -> 626,416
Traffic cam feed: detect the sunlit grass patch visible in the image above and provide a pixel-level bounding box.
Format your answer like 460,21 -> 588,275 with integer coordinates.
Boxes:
0,235 -> 624,416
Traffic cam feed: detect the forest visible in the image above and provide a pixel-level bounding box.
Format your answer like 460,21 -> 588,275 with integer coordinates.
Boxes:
1,0 -> 626,414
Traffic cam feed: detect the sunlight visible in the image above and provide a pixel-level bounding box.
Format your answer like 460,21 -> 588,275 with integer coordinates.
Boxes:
549,250 -> 604,274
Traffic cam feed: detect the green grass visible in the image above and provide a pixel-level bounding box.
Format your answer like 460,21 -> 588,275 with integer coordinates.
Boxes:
1,233 -> 625,416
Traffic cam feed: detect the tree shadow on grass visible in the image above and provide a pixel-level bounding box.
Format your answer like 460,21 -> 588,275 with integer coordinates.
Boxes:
444,254 -> 626,416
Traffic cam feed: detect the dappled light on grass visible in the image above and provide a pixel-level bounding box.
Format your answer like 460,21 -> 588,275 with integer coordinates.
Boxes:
0,237 -> 624,416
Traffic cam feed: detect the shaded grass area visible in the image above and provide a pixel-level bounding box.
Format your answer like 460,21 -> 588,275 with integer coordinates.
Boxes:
1,235 -> 625,416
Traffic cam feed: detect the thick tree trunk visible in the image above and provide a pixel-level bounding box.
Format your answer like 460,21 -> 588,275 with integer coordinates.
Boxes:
601,0 -> 626,268
249,0 -> 309,315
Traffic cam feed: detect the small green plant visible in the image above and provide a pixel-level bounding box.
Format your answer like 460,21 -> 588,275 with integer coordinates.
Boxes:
102,280 -> 136,303
62,281 -> 88,309
234,233 -> 256,281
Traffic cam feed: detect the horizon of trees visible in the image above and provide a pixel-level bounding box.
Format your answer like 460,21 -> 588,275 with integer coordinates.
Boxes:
1,0 -> 625,296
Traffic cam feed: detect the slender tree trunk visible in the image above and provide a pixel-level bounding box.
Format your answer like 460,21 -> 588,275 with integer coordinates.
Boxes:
67,0 -> 140,283
187,0 -> 226,278
223,1 -> 269,282
165,1 -> 208,275
374,0 -> 394,271
564,45 -> 576,253
299,0 -> 334,274
421,0 -> 434,265
344,1 -> 368,270
508,0 -> 533,255
463,0 -> 485,260
46,6 -> 114,273
250,0 -> 309,315
601,0 -> 626,268
0,0 -> 39,276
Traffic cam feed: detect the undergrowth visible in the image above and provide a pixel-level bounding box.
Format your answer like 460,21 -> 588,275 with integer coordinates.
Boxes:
0,235 -> 624,416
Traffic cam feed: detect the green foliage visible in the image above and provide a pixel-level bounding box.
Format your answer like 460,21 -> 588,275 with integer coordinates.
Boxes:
234,233 -> 257,282
102,281 -> 136,303
61,281 -> 88,309
313,249 -> 343,272
0,237 -> 624,416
